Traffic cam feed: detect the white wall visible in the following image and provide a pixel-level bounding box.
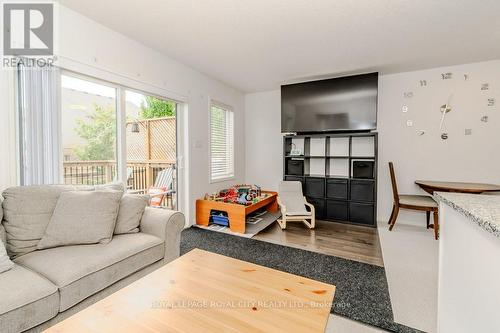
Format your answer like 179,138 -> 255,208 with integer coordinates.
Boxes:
244,60 -> 500,224
245,90 -> 282,190
0,6 -> 246,225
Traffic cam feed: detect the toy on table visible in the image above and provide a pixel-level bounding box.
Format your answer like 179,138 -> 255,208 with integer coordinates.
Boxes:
204,184 -> 265,205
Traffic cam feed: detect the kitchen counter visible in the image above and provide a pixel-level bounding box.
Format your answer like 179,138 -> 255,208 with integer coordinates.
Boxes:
434,192 -> 500,238
434,192 -> 500,332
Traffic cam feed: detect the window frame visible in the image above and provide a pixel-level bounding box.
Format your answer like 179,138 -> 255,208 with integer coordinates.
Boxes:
209,100 -> 235,183
59,71 -> 120,184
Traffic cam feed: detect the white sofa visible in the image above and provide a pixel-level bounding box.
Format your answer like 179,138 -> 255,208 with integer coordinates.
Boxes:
0,185 -> 185,333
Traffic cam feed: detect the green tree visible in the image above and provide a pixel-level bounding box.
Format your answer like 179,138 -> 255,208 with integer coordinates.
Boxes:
140,96 -> 176,119
74,104 -> 116,161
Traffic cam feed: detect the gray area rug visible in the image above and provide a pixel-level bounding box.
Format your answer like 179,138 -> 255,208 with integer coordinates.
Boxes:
181,227 -> 422,333
193,210 -> 281,238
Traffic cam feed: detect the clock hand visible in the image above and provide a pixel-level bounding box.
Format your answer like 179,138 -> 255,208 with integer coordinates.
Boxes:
439,110 -> 447,131
439,94 -> 453,131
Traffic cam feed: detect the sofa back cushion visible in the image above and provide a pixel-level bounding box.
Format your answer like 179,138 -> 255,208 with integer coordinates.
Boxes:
1,183 -> 126,258
95,182 -> 126,192
0,238 -> 14,273
37,190 -> 123,249
2,185 -> 79,258
115,194 -> 149,234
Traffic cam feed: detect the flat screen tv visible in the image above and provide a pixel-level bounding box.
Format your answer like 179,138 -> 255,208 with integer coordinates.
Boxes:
281,72 -> 378,133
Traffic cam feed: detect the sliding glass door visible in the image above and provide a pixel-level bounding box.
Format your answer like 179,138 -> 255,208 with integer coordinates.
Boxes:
61,74 -> 118,185
59,72 -> 179,209
125,90 -> 178,209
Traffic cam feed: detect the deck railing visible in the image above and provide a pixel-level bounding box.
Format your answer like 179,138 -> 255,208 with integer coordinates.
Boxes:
63,160 -> 175,193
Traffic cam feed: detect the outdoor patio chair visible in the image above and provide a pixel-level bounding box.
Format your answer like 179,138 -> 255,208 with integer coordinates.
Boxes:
129,166 -> 175,208
277,181 -> 315,229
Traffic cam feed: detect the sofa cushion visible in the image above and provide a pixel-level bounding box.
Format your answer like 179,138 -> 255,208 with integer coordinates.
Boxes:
1,185 -> 79,258
0,264 -> 59,333
15,233 -> 164,311
0,239 -> 13,273
37,190 -> 123,249
0,224 -> 6,248
115,194 -> 149,234
2,184 -> 126,258
95,182 -> 126,192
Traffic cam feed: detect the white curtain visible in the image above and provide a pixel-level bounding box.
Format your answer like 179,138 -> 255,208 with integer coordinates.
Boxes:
17,62 -> 60,185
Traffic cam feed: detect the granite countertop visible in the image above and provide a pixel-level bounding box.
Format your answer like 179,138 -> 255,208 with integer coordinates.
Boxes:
434,192 -> 500,237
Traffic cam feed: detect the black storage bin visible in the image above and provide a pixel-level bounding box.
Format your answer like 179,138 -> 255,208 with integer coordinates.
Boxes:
326,200 -> 348,221
286,159 -> 304,176
349,202 -> 375,225
350,180 -> 375,202
307,197 -> 325,219
326,179 -> 348,199
305,177 -> 325,198
352,161 -> 375,179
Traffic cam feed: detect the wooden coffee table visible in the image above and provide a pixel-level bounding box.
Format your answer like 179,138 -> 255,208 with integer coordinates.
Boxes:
45,249 -> 335,333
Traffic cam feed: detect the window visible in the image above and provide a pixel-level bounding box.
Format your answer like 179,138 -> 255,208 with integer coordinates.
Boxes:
210,102 -> 234,182
60,74 -> 118,185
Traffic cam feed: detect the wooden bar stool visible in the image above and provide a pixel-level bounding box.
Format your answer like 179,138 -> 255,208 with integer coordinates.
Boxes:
388,162 -> 439,240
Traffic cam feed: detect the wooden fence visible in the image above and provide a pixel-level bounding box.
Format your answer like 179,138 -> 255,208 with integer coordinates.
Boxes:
126,117 -> 176,162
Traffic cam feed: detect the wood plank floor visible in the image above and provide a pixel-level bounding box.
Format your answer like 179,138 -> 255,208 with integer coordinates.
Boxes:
254,220 -> 384,267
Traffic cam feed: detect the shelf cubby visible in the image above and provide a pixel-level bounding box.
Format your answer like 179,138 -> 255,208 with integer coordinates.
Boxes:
283,132 -> 378,227
351,136 -> 375,157
329,137 -> 350,157
328,158 -> 349,178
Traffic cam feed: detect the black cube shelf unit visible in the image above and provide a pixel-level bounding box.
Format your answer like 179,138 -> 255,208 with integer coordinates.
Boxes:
283,132 -> 378,227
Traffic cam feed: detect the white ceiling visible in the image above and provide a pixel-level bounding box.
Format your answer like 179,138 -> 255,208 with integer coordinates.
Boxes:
59,0 -> 500,93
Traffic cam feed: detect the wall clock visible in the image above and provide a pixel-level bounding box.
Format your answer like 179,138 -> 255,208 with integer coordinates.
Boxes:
401,70 -> 497,140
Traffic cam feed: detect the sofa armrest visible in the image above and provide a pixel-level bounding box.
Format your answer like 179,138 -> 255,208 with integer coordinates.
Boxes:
140,207 -> 185,264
